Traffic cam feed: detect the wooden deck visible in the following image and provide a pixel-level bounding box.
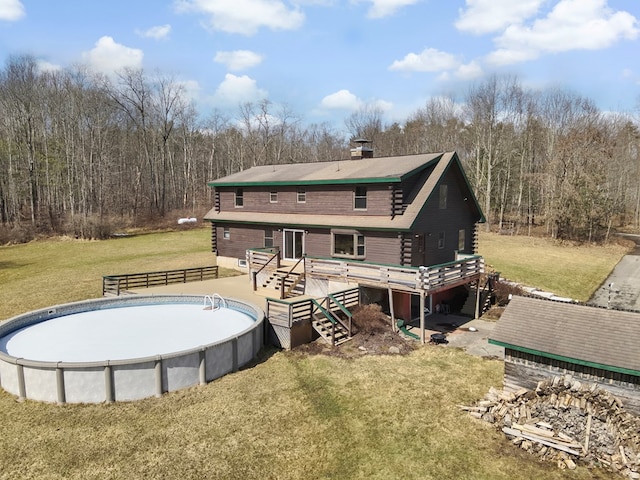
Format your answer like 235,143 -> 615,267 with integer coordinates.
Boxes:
248,249 -> 484,294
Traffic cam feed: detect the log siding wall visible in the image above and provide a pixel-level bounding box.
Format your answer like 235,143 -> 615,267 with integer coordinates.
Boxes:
504,349 -> 640,416
214,223 -> 403,265
409,167 -> 479,266
216,185 -> 393,216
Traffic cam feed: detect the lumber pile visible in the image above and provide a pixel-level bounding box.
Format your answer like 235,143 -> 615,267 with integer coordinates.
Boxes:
462,375 -> 640,478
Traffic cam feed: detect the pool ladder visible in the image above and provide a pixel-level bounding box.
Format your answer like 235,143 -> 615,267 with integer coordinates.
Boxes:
203,293 -> 226,311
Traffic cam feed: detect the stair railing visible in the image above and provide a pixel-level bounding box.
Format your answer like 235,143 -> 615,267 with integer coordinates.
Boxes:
311,298 -> 338,346
251,249 -> 281,291
327,293 -> 352,338
280,254 -> 306,298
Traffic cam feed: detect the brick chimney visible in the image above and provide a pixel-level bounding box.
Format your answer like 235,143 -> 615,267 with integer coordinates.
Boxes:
350,138 -> 373,160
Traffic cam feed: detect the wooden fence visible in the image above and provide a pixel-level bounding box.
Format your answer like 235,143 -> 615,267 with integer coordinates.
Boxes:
102,266 -> 219,296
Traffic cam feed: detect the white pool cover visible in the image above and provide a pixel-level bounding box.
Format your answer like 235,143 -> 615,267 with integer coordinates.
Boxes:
0,304 -> 255,362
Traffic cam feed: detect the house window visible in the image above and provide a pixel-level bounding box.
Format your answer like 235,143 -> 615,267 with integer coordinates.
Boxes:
439,184 -> 447,209
438,231 -> 445,249
235,188 -> 244,207
297,188 -> 306,203
264,229 -> 274,248
458,229 -> 465,251
354,186 -> 367,210
356,234 -> 365,256
223,227 -> 230,240
270,191 -> 278,203
332,231 -> 365,259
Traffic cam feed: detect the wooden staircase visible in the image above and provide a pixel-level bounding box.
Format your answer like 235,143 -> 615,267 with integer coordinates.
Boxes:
261,269 -> 305,298
310,293 -> 358,346
311,314 -> 351,346
460,284 -> 493,317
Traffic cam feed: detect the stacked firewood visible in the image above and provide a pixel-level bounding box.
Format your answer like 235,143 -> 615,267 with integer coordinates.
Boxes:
461,375 -> 640,478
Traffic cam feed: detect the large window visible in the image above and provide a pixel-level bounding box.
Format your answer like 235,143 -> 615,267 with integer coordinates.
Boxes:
354,186 -> 367,210
264,229 -> 274,248
235,188 -> 244,207
439,184 -> 447,209
332,231 -> 365,259
297,188 -> 306,203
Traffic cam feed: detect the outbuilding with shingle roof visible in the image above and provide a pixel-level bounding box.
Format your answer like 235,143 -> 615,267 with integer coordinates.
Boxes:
489,295 -> 640,415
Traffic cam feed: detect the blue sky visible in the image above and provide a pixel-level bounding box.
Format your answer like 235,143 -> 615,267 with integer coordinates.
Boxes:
0,0 -> 638,129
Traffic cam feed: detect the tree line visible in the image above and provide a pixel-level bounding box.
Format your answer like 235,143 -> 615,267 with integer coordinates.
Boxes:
0,55 -> 638,243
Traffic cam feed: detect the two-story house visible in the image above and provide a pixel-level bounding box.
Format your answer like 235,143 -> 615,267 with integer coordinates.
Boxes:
204,149 -> 486,347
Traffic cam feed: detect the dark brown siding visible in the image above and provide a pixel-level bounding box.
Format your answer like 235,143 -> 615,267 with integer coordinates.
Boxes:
217,223 -> 403,265
216,184 -> 392,216
216,224 -> 268,258
364,231 -> 402,264
409,166 -> 479,266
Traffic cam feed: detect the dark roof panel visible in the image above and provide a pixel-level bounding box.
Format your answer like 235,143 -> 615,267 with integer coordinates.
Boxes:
490,296 -> 640,373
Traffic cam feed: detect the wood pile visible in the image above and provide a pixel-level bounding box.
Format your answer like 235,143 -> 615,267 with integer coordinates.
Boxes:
461,375 -> 640,478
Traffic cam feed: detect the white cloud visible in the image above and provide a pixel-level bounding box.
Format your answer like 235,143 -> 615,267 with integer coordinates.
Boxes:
455,60 -> 483,80
320,90 -> 363,110
82,36 -> 144,75
37,60 -> 62,73
0,0 -> 24,21
372,99 -> 393,112
212,73 -> 267,106
355,0 -> 422,19
455,0 -> 543,34
389,47 -> 459,72
137,24 -> 172,40
487,0 -> 639,65
175,0 -> 304,35
214,50 -> 263,71
178,79 -> 201,103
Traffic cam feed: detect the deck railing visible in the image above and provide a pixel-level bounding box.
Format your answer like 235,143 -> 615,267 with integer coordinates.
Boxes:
305,255 -> 484,293
265,287 -> 360,330
248,247 -> 281,291
102,266 -> 219,296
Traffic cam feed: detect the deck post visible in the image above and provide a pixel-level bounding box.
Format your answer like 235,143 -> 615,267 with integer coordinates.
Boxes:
475,279 -> 481,319
388,288 -> 396,331
420,292 -> 426,344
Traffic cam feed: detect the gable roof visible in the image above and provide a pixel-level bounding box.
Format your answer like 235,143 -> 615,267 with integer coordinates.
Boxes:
204,151 -> 484,230
207,153 -> 442,187
489,296 -> 640,375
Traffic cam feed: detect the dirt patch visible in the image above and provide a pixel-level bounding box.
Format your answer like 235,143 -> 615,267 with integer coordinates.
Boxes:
293,303 -> 418,359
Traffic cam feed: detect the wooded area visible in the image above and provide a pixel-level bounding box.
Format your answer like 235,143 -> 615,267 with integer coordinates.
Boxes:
1,55 -> 638,243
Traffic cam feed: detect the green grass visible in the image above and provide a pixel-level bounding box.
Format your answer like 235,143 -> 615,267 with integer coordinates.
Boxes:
478,231 -> 630,302
0,231 -> 623,479
0,228 -> 229,321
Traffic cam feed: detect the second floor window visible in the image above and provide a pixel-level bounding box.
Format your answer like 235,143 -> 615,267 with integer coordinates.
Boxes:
438,231 -> 445,249
297,188 -> 306,203
270,191 -> 278,203
439,184 -> 448,209
354,186 -> 367,209
235,188 -> 244,207
223,227 -> 230,240
458,229 -> 465,251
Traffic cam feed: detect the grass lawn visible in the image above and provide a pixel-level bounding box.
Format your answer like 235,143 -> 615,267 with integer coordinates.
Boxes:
478,231 -> 630,302
0,230 -> 623,479
0,227 -> 232,321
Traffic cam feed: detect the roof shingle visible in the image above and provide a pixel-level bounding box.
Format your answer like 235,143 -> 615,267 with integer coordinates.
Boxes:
490,296 -> 640,373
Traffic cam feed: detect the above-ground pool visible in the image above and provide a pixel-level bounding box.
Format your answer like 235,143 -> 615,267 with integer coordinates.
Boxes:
0,295 -> 264,404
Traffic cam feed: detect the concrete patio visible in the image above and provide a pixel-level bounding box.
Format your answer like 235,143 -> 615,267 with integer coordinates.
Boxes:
134,275 -> 504,359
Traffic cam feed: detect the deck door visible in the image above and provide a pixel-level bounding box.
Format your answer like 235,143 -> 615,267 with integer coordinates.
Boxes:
283,229 -> 305,260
